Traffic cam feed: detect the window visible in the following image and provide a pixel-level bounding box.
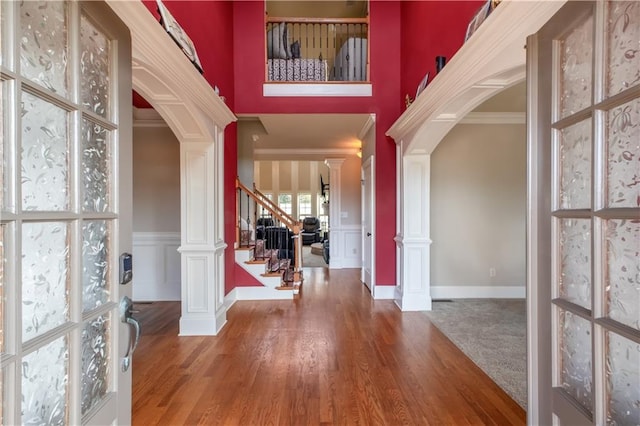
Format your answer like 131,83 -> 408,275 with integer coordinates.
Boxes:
298,193 -> 311,217
278,193 -> 292,215
259,193 -> 273,217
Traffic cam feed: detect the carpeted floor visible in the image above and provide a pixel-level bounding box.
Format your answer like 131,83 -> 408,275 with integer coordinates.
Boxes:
301,245 -> 327,268
424,299 -> 527,409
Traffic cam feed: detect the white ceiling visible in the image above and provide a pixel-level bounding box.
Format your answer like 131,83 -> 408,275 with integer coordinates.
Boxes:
239,113 -> 372,160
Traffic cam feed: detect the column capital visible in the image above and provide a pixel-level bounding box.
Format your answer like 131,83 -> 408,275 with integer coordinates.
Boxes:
324,158 -> 345,169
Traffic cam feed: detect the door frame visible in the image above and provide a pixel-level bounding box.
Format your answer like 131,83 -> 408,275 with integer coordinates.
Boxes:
361,155 -> 375,293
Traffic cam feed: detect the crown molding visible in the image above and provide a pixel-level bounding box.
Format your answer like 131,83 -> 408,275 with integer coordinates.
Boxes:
254,148 -> 358,157
106,0 -> 236,141
387,1 -> 566,155
460,112 -> 525,124
358,113 -> 376,140
133,107 -> 168,128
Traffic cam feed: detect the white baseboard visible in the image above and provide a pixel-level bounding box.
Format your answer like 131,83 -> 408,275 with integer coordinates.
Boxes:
373,285 -> 395,299
231,286 -> 294,301
179,314 -> 226,336
431,285 -> 526,299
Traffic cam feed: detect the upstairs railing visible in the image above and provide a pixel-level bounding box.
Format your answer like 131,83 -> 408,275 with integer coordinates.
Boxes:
266,16 -> 369,83
236,179 -> 302,274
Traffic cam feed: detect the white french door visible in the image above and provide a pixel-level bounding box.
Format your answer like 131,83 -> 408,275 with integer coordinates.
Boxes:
528,1 -> 639,424
361,156 -> 374,292
1,1 -> 133,424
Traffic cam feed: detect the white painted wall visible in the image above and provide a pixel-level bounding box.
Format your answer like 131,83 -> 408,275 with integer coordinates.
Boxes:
132,126 -> 181,301
430,123 -> 526,298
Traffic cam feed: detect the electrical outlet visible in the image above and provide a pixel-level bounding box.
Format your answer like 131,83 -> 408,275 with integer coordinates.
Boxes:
489,267 -> 496,277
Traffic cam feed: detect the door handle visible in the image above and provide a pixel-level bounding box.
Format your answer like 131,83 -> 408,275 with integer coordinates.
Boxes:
367,232 -> 371,237
119,296 -> 141,372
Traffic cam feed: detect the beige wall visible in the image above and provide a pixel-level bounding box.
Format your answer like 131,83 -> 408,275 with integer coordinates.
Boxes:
254,159 -> 361,223
132,126 -> 181,232
338,156 -> 363,226
431,123 -> 526,288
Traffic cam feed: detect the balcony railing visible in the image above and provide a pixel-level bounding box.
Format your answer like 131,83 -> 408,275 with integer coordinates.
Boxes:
266,16 -> 369,83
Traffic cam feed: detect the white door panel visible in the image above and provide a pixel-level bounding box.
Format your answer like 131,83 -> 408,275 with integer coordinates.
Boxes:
1,1 -> 133,424
528,1 -> 639,424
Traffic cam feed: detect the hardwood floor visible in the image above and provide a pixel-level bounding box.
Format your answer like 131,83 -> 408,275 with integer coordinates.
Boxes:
132,268 -> 525,425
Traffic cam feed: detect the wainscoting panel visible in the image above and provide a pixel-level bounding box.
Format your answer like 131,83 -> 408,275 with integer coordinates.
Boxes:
132,232 -> 181,301
342,227 -> 362,268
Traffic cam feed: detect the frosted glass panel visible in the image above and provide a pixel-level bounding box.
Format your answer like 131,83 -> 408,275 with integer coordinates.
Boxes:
606,219 -> 640,330
559,119 -> 592,209
1,80 -> 10,211
607,98 -> 640,208
559,219 -> 592,309
21,92 -> 69,211
0,224 -> 4,354
81,120 -> 111,212
22,222 -> 70,341
606,332 -> 640,425
559,13 -> 594,118
82,221 -> 111,311
559,309 -> 593,413
607,1 -> 640,96
21,335 -> 69,425
80,14 -> 110,118
81,314 -> 110,414
19,1 -> 68,95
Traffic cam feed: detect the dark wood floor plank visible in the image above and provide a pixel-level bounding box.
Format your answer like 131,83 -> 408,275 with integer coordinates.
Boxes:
133,268 -> 525,425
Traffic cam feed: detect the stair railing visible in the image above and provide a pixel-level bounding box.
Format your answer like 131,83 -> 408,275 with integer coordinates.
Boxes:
236,178 -> 302,274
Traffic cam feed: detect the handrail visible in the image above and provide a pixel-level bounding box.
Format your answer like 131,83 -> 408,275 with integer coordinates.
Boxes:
236,178 -> 302,274
237,179 -> 296,229
266,16 -> 369,25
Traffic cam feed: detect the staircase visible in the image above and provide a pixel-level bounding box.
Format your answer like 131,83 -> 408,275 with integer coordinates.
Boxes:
235,179 -> 303,295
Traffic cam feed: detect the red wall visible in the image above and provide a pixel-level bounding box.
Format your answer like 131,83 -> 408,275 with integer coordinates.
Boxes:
136,0 -> 485,292
233,0 -> 401,286
400,1 -> 484,104
140,0 -> 240,292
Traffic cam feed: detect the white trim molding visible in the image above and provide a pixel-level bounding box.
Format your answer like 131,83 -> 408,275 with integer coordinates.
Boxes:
459,112 -> 526,125
358,114 -> 376,140
431,286 -> 526,299
133,106 -> 169,127
263,83 -> 372,97
373,285 -> 395,300
226,286 -> 295,302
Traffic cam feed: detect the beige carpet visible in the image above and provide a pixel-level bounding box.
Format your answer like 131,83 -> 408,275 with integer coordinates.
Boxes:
301,245 -> 327,268
425,299 -> 527,409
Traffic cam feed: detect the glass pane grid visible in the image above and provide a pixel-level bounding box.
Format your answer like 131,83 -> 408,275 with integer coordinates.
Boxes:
82,220 -> 111,311
21,335 -> 69,425
558,308 -> 594,414
19,1 -> 68,96
558,119 -> 593,209
22,221 -> 70,342
80,14 -> 110,119
605,218 -> 640,330
81,313 -> 110,415
81,120 -> 111,213
605,331 -> 640,425
559,13 -> 594,118
606,1 -> 640,96
21,92 -> 70,212
558,218 -> 593,309
0,223 -> 5,354
606,98 -> 640,208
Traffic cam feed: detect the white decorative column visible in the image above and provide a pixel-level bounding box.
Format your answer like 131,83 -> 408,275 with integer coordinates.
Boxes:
394,148 -> 432,311
178,132 -> 227,335
324,158 -> 345,269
